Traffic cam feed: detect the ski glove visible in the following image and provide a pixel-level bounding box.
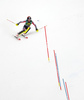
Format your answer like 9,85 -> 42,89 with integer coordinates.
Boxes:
36,28 -> 39,32
16,23 -> 20,26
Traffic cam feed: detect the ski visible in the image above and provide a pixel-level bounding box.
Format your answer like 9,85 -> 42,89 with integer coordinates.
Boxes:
14,36 -> 21,40
21,34 -> 28,39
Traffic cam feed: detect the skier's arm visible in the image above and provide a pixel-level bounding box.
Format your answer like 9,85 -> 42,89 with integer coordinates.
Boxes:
32,21 -> 38,31
16,20 -> 26,26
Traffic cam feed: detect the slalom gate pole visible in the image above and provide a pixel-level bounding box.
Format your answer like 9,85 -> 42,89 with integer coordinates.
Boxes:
7,19 -> 16,24
44,26 -> 50,61
53,50 -> 62,90
65,82 -> 70,100
56,53 -> 62,90
63,79 -> 69,100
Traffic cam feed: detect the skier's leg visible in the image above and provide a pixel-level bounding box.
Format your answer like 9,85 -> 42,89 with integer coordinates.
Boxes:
18,30 -> 25,36
16,30 -> 25,37
16,25 -> 26,37
24,27 -> 31,34
16,25 -> 31,37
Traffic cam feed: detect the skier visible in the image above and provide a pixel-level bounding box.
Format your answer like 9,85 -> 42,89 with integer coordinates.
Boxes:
16,16 -> 38,37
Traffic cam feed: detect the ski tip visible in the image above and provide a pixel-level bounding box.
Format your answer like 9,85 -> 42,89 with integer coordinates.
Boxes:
26,37 -> 28,39
14,36 -> 21,40
18,38 -> 21,40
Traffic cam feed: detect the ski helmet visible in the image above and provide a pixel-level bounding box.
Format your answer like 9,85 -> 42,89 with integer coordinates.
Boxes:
27,16 -> 31,20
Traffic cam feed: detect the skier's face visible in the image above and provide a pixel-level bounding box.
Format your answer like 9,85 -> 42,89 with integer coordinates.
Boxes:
28,19 -> 31,22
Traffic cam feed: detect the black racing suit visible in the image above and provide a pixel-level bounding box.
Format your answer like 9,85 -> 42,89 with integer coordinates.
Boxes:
17,19 -> 38,35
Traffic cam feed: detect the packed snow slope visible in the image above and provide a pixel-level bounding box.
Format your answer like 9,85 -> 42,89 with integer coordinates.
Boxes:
0,0 -> 84,100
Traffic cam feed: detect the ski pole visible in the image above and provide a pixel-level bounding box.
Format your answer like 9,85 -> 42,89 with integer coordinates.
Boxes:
39,25 -> 47,30
7,19 -> 16,24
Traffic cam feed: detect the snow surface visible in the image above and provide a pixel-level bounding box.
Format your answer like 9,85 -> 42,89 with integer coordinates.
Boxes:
0,0 -> 84,100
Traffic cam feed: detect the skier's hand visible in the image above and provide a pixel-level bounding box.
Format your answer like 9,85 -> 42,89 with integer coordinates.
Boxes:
16,23 -> 19,26
16,24 -> 18,26
36,28 -> 39,32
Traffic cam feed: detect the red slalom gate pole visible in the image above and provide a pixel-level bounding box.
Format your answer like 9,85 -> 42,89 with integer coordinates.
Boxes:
65,82 -> 70,100
44,26 -> 50,61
